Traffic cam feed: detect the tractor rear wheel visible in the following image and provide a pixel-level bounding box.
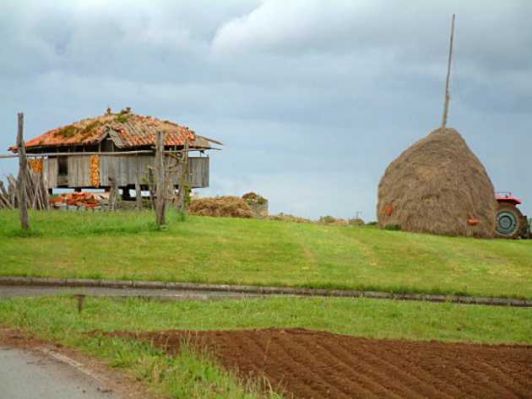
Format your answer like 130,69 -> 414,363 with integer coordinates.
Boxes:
496,203 -> 526,238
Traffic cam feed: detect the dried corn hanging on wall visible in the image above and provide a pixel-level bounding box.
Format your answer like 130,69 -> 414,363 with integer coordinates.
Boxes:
90,155 -> 100,187
28,158 -> 44,173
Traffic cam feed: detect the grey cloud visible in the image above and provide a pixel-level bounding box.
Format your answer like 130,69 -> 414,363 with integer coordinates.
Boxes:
0,0 -> 530,219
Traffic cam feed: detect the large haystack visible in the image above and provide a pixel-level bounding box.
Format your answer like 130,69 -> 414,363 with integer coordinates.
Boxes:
377,128 -> 497,238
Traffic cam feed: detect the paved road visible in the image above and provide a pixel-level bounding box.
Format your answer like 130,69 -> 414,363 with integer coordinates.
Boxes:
0,347 -> 117,399
1,280 -> 528,307
0,285 -> 258,299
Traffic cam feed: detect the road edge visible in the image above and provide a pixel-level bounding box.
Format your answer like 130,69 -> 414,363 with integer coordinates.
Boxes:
0,276 -> 530,307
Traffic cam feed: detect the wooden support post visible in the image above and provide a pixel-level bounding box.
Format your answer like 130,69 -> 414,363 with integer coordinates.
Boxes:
16,113 -> 30,230
135,154 -> 142,210
154,130 -> 166,226
147,168 -> 155,210
108,161 -> 118,211
121,186 -> 132,201
177,137 -> 190,213
135,181 -> 142,210
108,176 -> 118,211
441,14 -> 455,130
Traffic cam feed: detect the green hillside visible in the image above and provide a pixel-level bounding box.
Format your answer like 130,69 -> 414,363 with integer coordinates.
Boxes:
0,210 -> 530,298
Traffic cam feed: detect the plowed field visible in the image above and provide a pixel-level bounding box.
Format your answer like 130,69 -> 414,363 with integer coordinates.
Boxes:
113,329 -> 531,399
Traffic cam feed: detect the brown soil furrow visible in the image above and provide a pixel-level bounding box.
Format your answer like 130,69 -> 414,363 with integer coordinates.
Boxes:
377,341 -> 530,399
437,362 -> 510,399
271,331 -> 358,399
418,344 -> 530,398
108,329 -> 532,399
236,330 -> 337,399
489,360 -> 532,384
350,344 -> 430,396
323,337 -> 436,399
437,361 -> 500,399
350,342 -> 469,399
233,331 -> 317,398
214,332 -> 262,376
353,341 -> 465,398
314,335 -> 419,399
486,355 -> 532,389
292,332 -> 391,399
463,359 -> 530,397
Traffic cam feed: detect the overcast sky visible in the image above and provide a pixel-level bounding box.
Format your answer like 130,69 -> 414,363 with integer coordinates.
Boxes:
1,0 -> 531,220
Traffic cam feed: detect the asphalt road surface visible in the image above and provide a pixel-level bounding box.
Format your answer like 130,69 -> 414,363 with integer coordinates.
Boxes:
0,347 -> 118,399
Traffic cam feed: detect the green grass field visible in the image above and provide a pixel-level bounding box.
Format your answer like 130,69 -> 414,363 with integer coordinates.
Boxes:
0,210 -> 531,298
1,296 -> 530,398
2,296 -> 529,344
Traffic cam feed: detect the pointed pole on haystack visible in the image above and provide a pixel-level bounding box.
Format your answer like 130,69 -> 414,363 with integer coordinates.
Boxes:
16,112 -> 30,230
441,14 -> 455,130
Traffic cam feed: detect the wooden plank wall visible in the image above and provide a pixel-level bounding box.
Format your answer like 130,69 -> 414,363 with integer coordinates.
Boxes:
67,156 -> 91,187
100,155 -> 153,186
167,157 -> 209,188
190,157 -> 209,188
100,155 -> 209,188
42,155 -> 209,188
43,158 -> 58,189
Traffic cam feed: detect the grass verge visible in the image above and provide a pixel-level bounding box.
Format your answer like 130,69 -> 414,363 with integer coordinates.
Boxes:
0,210 -> 531,298
1,296 -> 530,396
0,296 -> 530,345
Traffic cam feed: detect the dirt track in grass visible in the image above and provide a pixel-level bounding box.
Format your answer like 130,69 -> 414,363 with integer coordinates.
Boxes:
111,328 -> 532,399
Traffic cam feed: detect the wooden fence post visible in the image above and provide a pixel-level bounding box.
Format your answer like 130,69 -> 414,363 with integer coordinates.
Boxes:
16,113 -> 30,230
177,137 -> 190,213
135,180 -> 142,210
155,130 -> 166,226
108,175 -> 118,211
135,154 -> 142,210
107,160 -> 118,211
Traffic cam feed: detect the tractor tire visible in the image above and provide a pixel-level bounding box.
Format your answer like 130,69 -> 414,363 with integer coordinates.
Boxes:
496,203 -> 526,239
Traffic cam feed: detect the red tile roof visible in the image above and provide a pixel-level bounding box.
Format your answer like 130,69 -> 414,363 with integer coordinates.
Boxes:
13,110 -> 221,152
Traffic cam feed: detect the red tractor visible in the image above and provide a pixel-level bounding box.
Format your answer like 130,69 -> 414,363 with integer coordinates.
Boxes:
496,193 -> 530,238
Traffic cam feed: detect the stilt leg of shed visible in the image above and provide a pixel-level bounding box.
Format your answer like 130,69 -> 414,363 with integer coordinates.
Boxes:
135,181 -> 142,210
121,186 -> 132,201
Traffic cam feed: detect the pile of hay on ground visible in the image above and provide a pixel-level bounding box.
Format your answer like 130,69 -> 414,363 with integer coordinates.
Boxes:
242,192 -> 267,205
242,192 -> 268,218
318,215 -> 349,226
268,213 -> 312,223
377,127 -> 497,238
188,196 -> 253,218
348,218 -> 365,226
